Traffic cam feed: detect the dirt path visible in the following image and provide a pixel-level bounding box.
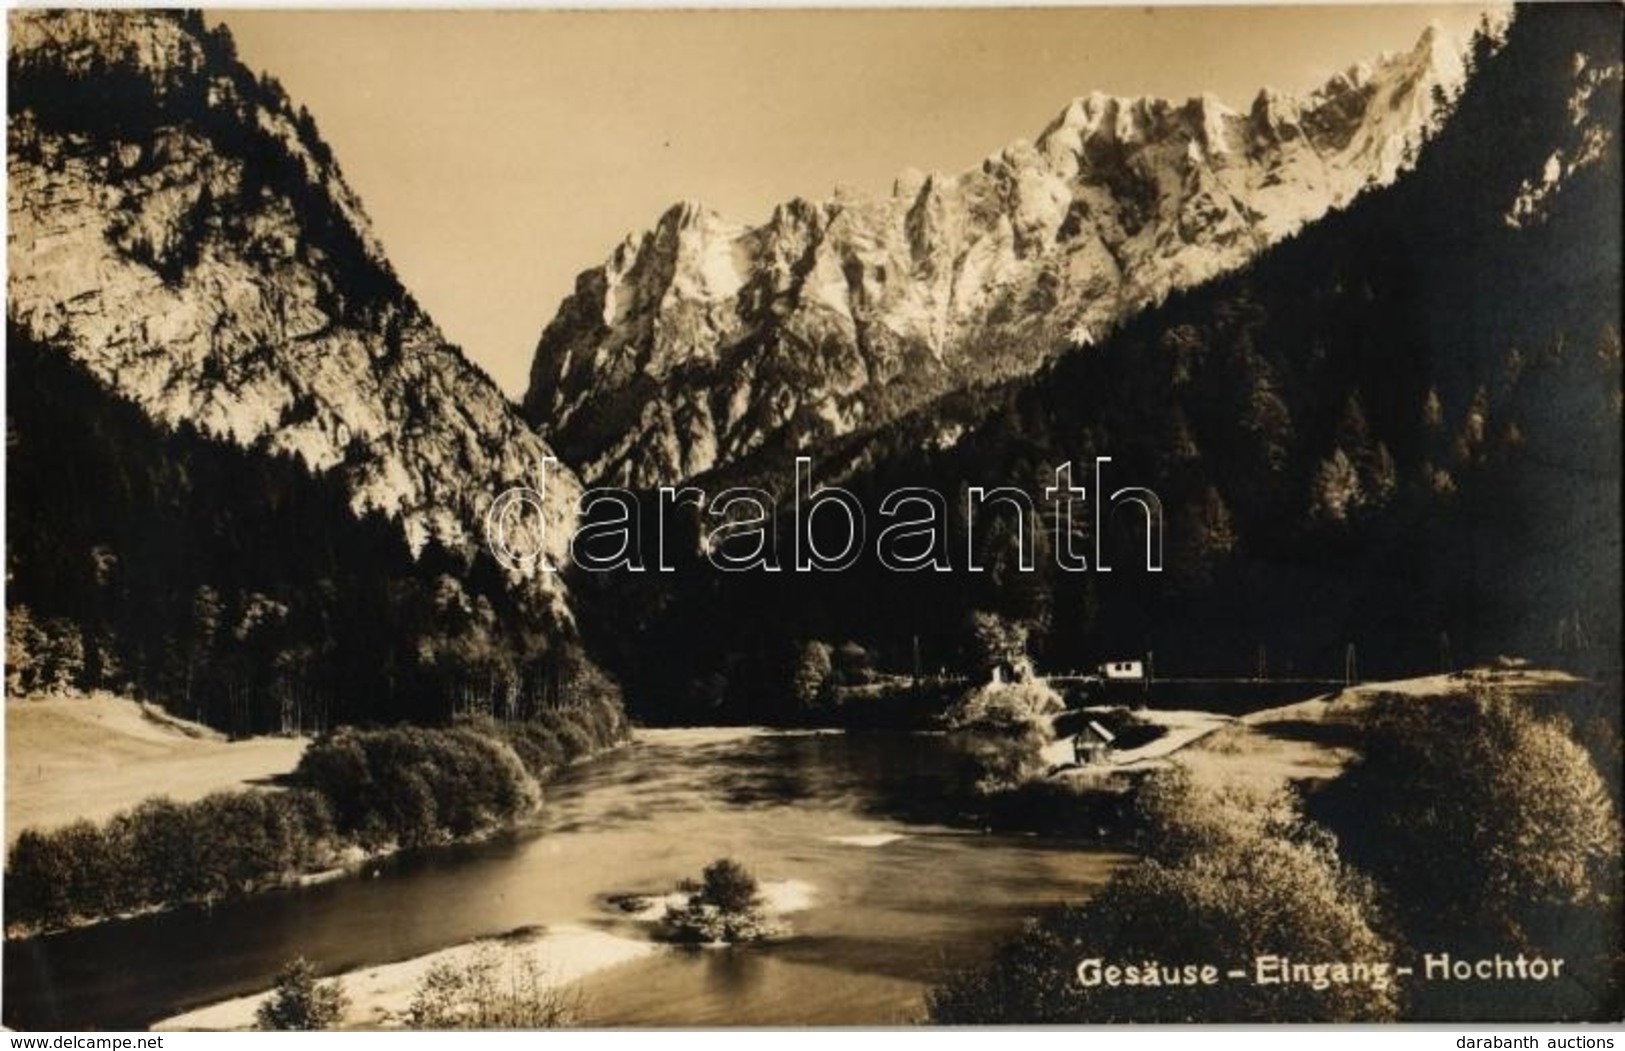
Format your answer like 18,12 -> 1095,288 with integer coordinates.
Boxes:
1040,708 -> 1232,776
1040,668 -> 1585,793
5,693 -> 307,842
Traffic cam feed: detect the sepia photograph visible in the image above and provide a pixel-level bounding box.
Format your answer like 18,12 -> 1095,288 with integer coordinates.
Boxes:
2,1 -> 1621,1033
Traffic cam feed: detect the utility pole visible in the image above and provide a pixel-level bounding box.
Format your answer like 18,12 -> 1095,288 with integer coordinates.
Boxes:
1256,644 -> 1268,681
1344,642 -> 1358,686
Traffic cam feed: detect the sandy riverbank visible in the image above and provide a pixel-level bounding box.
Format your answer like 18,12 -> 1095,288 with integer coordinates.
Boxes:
155,878 -> 817,1030
153,925 -> 659,1031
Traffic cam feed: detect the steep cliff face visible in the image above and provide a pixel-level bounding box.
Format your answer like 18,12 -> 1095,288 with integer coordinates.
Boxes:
524,26 -> 1468,488
7,10 -> 579,604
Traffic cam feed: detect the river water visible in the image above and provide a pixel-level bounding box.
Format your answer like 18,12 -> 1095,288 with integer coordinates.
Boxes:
3,729 -> 1128,1029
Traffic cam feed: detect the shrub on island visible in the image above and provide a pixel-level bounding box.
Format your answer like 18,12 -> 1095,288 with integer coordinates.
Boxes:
662,858 -> 777,945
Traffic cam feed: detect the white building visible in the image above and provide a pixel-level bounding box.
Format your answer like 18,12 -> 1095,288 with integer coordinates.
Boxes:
1099,660 -> 1144,681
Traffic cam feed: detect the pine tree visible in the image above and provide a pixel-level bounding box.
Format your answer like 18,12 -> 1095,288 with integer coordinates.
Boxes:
1310,449 -> 1363,524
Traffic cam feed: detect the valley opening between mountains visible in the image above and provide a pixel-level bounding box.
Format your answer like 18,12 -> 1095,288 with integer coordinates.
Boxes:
3,4 -> 1621,1028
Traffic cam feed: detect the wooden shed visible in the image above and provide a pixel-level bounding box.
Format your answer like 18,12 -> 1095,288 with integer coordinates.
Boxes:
1073,720 -> 1117,765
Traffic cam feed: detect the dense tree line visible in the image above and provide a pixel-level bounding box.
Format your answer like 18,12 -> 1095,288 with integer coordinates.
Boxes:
5,331 -> 616,733
298,705 -> 625,851
6,790 -> 338,932
572,4 -> 1620,724
4,701 -> 627,933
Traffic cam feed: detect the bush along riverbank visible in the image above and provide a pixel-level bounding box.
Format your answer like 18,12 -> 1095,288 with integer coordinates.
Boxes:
929,767 -> 1402,1023
4,702 -> 629,936
941,679 -> 1160,837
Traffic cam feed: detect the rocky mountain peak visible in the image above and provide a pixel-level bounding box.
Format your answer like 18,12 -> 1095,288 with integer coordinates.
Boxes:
524,25 -> 1471,489
10,8 -> 204,82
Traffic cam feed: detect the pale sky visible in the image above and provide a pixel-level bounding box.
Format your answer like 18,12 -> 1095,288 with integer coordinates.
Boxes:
212,5 -> 1493,397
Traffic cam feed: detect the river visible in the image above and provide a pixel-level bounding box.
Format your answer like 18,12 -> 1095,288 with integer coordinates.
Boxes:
3,728 -> 1129,1029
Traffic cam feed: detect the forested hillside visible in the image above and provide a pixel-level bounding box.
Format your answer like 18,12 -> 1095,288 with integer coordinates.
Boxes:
6,332 -> 615,734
